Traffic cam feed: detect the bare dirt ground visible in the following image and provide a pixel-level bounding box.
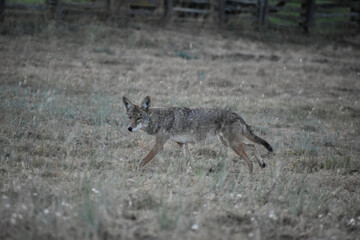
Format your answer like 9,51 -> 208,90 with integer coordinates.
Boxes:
0,21 -> 360,239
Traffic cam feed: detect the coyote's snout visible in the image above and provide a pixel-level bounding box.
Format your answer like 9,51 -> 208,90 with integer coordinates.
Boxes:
123,96 -> 273,173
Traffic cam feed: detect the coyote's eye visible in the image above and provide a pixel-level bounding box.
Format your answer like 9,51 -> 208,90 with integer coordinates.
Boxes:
136,116 -> 142,121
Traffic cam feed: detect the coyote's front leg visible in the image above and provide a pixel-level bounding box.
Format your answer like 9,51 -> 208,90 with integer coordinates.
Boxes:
139,136 -> 168,167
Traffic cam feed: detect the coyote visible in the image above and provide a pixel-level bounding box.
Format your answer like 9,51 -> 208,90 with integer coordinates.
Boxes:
123,96 -> 273,173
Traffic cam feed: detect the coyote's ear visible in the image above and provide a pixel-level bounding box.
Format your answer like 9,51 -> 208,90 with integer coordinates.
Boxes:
122,96 -> 132,112
141,96 -> 151,111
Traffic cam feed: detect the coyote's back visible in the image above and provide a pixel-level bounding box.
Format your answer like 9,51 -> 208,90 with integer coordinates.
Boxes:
123,96 -> 273,173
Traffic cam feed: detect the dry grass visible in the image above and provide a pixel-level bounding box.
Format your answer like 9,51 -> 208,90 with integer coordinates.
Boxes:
0,20 -> 360,240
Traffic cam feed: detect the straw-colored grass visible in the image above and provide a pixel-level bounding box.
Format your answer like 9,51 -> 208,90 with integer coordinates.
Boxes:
0,20 -> 359,239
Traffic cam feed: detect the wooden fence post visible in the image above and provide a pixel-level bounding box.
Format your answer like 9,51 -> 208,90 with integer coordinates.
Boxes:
219,0 -> 225,22
106,0 -> 111,20
258,0 -> 269,27
302,0 -> 315,33
46,0 -> 63,19
350,2 -> 360,31
258,0 -> 263,25
56,0 -> 64,20
263,0 -> 269,27
164,0 -> 173,23
46,0 -> 56,16
0,0 -> 5,21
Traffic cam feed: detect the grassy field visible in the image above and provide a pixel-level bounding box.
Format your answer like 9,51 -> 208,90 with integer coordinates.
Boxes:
0,20 -> 360,239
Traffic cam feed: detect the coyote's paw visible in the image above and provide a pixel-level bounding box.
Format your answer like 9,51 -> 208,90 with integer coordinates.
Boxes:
260,162 -> 266,168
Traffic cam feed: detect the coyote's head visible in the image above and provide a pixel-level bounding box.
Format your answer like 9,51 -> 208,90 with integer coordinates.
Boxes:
123,96 -> 151,132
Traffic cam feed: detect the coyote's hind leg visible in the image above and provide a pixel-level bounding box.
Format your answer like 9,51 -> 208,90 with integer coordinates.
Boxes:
231,143 -> 253,173
244,143 -> 266,168
176,142 -> 195,164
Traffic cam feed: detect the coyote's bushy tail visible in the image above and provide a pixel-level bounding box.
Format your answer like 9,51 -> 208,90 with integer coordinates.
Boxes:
245,125 -> 273,152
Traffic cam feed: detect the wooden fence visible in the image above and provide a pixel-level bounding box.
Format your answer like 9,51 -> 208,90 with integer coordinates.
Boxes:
0,0 -> 359,33
1,0 -> 109,18
220,0 -> 257,21
165,0 -> 213,21
267,0 -> 360,32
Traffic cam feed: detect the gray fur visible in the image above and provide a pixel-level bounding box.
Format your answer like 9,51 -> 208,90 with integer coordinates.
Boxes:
123,96 -> 273,173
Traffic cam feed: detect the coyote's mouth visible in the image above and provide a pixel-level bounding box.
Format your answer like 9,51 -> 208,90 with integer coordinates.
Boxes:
128,123 -> 142,132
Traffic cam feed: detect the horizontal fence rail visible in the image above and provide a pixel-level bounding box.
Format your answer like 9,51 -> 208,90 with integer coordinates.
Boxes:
220,0 -> 258,22
0,0 -> 359,33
